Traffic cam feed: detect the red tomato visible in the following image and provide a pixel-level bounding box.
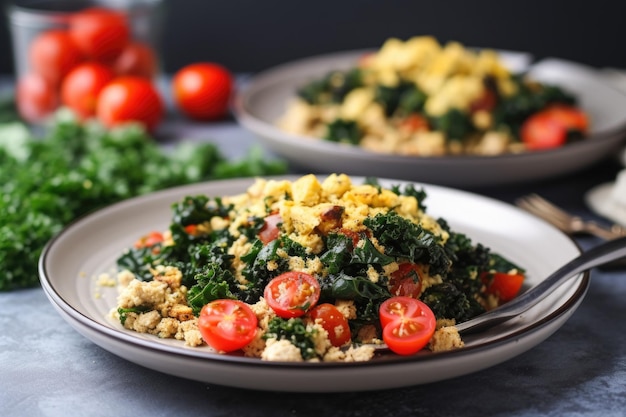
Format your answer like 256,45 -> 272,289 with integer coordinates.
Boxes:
259,213 -> 282,244
69,7 -> 130,62
16,73 -> 58,123
264,272 -> 321,319
198,299 -> 258,352
484,272 -> 524,303
28,30 -> 82,85
399,114 -> 429,133
469,88 -> 497,113
379,296 -> 436,355
172,62 -> 234,120
96,76 -> 164,132
61,62 -> 115,119
389,262 -> 422,298
520,113 -> 567,150
521,105 -> 589,151
133,231 -> 164,249
309,303 -> 351,347
114,42 -> 158,79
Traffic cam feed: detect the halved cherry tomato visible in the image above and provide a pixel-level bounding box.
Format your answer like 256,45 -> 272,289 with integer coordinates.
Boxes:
379,296 -> 436,355
389,262 -> 422,298
61,62 -> 115,119
69,7 -> 130,62
399,114 -> 429,133
28,29 -> 83,85
198,299 -> 258,353
96,76 -> 164,132
114,41 -> 158,79
484,272 -> 524,303
259,213 -> 282,244
16,73 -> 58,123
133,231 -> 164,249
521,105 -> 589,151
309,303 -> 351,347
264,272 -> 321,318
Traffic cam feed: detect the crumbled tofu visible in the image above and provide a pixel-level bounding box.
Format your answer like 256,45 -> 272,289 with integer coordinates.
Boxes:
261,339 -> 304,362
429,326 -> 465,352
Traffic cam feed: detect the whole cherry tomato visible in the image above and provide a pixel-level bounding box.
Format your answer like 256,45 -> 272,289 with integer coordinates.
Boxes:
309,303 -> 351,347
69,7 -> 130,62
16,73 -> 59,123
264,271 -> 321,319
61,62 -> 115,119
379,296 -> 436,356
483,271 -> 525,303
96,76 -> 164,132
198,299 -> 258,353
114,42 -> 158,79
172,62 -> 233,120
28,29 -> 82,85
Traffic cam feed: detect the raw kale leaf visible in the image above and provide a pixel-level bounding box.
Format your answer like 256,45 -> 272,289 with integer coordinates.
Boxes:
264,317 -> 317,360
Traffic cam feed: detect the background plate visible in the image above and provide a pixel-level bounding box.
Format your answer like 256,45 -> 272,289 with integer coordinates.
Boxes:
39,176 -> 588,392
233,51 -> 626,188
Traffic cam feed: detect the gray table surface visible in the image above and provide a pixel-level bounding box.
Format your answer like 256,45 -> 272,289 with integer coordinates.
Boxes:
2,113 -> 626,417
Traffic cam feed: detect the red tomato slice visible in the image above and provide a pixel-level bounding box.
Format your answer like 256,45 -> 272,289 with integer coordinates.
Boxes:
264,272 -> 321,318
484,272 -> 524,303
520,113 -> 567,150
379,296 -> 436,355
309,303 -> 351,347
133,231 -> 164,249
259,213 -> 282,244
389,262 -> 422,298
61,62 -> 115,119
198,299 -> 258,353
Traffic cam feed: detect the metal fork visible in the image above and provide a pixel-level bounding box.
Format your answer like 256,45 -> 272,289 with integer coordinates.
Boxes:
515,193 -> 626,240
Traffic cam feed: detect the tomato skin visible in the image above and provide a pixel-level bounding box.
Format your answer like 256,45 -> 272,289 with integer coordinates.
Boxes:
96,76 -> 164,132
29,30 -> 83,85
389,262 -> 422,298
309,303 -> 351,347
133,231 -> 164,249
69,7 -> 130,62
485,272 -> 524,303
114,42 -> 158,79
172,62 -> 234,120
259,213 -> 282,244
16,73 -> 59,123
198,300 -> 258,353
399,114 -> 429,133
521,105 -> 589,151
379,296 -> 436,355
61,62 -> 115,119
264,272 -> 321,318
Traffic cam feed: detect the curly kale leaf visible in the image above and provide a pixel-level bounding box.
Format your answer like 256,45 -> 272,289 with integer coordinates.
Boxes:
297,69 -> 363,105
117,306 -> 151,325
324,119 -> 362,145
264,317 -> 317,360
421,282 -> 484,323
375,80 -> 426,117
364,211 -> 450,276
429,108 -> 473,141
187,264 -> 238,315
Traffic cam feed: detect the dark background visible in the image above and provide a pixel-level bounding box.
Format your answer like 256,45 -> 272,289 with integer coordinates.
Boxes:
2,0 -> 626,75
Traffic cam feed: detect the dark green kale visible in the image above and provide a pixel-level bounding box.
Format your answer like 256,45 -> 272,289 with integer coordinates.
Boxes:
297,69 -> 363,105
391,183 -> 428,212
489,253 -> 525,274
421,282 -> 483,323
264,317 -> 317,360
324,119 -> 362,145
187,263 -> 238,315
429,108 -> 474,141
117,306 -> 151,325
375,80 -> 427,117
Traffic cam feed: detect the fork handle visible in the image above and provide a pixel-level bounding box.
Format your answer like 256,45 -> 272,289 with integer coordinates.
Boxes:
581,221 -> 625,240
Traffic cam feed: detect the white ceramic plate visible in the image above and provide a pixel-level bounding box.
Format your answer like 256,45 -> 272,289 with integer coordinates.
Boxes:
39,176 -> 588,392
233,51 -> 626,188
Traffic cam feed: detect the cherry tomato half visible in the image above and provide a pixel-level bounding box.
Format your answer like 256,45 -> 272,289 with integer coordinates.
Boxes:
389,262 -> 422,298
541,105 -> 589,132
61,62 -> 115,119
264,272 -> 321,319
172,62 -> 233,120
96,76 -> 164,132
484,271 -> 524,303
69,7 -> 130,62
399,114 -> 429,133
309,303 -> 351,347
29,29 -> 82,85
521,105 -> 589,151
198,299 -> 258,353
258,213 -> 282,244
379,296 -> 436,355
133,231 -> 164,249
16,73 -> 58,123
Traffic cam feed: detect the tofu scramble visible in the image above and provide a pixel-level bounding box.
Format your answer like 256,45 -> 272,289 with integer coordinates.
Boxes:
277,36 -> 589,156
110,174 -> 525,362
